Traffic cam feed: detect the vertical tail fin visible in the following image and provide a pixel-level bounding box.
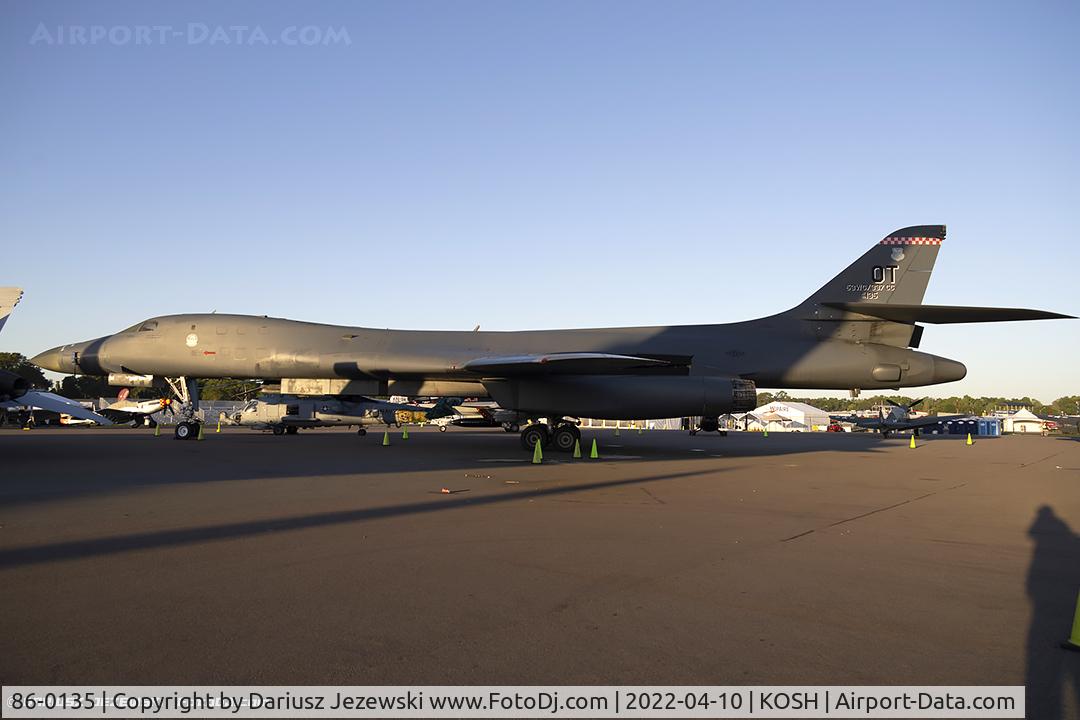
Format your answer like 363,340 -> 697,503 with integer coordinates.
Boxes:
799,225 -> 945,308
773,225 -> 1070,349
782,226 -> 945,348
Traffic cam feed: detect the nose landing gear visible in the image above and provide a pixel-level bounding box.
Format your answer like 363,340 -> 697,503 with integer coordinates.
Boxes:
165,377 -> 203,441
174,421 -> 200,440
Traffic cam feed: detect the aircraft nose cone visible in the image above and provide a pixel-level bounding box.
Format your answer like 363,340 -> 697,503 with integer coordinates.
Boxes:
31,337 -> 111,374
31,346 -> 67,373
933,357 -> 967,384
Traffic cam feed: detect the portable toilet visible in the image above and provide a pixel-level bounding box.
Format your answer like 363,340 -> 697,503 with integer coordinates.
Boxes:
977,417 -> 1001,437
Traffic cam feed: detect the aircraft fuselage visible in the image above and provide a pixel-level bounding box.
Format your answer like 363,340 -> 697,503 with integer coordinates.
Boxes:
33,311 -> 966,395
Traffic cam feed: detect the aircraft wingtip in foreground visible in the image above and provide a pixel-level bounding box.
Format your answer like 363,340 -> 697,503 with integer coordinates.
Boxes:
0,287 -> 24,336
0,287 -> 113,425
29,225 -> 1074,447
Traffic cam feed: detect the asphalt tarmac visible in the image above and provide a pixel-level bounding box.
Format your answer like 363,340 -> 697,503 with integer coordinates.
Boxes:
2,427 -> 1078,717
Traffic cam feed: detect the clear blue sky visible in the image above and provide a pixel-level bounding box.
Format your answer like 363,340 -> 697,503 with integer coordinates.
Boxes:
2,1 -> 1077,400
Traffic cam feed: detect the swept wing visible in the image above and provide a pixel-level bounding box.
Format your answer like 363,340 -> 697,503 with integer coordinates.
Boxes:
463,352 -> 683,375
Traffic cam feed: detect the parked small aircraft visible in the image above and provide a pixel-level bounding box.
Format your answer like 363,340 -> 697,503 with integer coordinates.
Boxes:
99,397 -> 175,427
430,401 -> 523,432
832,398 -> 965,438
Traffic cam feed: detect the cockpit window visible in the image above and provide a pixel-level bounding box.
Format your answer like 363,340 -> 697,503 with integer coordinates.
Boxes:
123,320 -> 159,333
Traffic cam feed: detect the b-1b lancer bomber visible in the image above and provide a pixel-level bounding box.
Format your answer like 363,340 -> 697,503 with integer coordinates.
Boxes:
32,226 -> 1073,449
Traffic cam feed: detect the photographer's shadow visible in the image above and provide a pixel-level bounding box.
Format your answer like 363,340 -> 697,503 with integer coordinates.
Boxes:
1026,505 -> 1080,719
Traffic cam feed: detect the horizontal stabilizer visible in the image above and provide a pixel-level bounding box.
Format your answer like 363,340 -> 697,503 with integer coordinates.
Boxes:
901,414 -> 970,428
822,303 -> 1075,324
463,352 -> 682,375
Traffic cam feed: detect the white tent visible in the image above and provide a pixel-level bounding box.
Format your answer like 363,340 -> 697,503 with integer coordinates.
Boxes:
749,401 -> 831,432
1002,408 -> 1044,434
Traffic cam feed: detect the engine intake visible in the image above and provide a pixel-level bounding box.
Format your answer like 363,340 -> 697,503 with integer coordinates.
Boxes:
0,370 -> 30,402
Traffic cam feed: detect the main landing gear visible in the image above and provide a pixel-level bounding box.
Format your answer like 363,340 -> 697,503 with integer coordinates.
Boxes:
519,418 -> 580,452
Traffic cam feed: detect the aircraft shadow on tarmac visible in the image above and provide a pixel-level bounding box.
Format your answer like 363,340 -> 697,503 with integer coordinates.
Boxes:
0,465 -> 734,569
0,428 -> 900,509
1025,505 -> 1080,720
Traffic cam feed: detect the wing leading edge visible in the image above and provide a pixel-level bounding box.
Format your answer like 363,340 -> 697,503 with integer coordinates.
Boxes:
463,352 -> 685,376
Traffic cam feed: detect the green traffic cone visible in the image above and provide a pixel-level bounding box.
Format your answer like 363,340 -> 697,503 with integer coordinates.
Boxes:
402,426 -> 409,440
197,423 -> 204,441
154,424 -> 160,437
589,438 -> 599,459
1063,589 -> 1080,651
382,430 -> 390,446
532,438 -> 543,464
763,429 -> 768,438
614,426 -> 620,437
572,438 -> 581,458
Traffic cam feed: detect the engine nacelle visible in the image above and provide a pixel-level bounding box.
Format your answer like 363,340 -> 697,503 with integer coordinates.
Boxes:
482,375 -> 757,419
0,370 -> 30,402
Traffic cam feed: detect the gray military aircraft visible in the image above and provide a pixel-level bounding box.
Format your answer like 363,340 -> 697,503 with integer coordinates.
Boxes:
832,398 -> 967,438
31,225 -> 1073,448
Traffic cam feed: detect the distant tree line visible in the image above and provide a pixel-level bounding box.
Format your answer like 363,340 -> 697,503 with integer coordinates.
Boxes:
0,352 -> 48,389
0,353 -> 260,401
197,378 -> 262,401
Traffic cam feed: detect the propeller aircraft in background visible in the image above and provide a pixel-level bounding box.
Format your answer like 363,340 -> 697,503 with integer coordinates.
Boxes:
832,397 -> 967,438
